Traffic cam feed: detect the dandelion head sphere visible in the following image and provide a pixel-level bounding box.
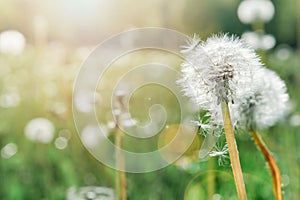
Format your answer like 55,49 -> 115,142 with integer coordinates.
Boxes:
178,34 -> 263,125
233,68 -> 289,130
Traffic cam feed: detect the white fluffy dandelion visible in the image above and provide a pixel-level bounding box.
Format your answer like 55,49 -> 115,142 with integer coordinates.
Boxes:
178,34 -> 263,125
233,68 -> 289,130
178,33 -> 282,199
179,33 -> 289,200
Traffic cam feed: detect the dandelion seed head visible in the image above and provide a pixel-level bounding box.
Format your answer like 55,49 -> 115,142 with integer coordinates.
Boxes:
178,34 -> 263,125
233,68 -> 289,130
242,32 -> 276,50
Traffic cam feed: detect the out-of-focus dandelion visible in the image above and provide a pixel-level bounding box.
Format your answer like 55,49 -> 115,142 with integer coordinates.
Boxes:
24,118 -> 55,144
66,186 -> 115,200
237,0 -> 275,24
0,30 -> 26,55
74,90 -> 102,113
81,124 -> 108,148
242,32 -> 276,50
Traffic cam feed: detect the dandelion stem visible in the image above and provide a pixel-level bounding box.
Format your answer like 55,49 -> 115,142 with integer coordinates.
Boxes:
251,131 -> 282,200
114,100 -> 127,200
115,125 -> 127,200
221,102 -> 248,200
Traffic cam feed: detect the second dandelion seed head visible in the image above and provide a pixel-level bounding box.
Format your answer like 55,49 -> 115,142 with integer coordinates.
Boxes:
233,68 -> 290,130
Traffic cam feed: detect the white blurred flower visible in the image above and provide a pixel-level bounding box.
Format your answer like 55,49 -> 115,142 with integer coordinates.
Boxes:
178,34 -> 263,125
0,30 -> 26,55
233,68 -> 289,130
237,0 -> 275,24
1,143 -> 18,159
242,32 -> 276,50
66,186 -> 115,200
81,125 -> 108,148
74,90 -> 101,113
24,118 -> 55,144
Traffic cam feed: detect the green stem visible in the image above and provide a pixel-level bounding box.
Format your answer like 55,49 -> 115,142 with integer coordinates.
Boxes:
251,131 -> 282,200
221,102 -> 248,200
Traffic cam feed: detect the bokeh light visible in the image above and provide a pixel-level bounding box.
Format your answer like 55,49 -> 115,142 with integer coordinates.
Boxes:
1,143 -> 18,159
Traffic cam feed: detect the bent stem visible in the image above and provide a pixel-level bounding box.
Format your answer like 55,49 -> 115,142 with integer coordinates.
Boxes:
251,131 -> 282,200
221,102 -> 248,200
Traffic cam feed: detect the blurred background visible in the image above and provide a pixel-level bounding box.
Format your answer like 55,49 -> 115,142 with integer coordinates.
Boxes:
0,0 -> 299,199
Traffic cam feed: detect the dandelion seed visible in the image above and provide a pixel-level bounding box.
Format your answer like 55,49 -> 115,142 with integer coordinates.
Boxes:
209,143 -> 229,166
181,34 -> 201,54
191,119 -> 211,136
